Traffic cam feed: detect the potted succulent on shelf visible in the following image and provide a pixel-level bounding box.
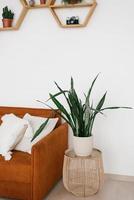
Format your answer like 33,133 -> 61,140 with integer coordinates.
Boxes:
40,0 -> 46,4
2,6 -> 14,28
62,0 -> 82,5
38,75 -> 131,157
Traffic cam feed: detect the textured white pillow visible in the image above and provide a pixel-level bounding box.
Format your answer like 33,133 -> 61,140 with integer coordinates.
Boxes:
15,117 -> 33,153
2,114 -> 32,137
0,114 -> 28,160
24,113 -> 59,153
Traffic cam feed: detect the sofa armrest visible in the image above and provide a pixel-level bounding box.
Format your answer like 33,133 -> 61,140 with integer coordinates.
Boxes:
31,123 -> 68,200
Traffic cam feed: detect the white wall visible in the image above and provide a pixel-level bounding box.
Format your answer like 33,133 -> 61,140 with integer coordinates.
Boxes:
0,0 -> 134,176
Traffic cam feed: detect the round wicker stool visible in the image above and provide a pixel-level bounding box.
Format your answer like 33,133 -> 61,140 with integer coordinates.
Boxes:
63,149 -> 104,197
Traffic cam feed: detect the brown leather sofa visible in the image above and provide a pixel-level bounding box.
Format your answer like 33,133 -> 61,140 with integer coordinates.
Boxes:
0,106 -> 68,200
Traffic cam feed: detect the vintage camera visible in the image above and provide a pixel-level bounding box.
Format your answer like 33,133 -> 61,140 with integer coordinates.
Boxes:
66,16 -> 79,25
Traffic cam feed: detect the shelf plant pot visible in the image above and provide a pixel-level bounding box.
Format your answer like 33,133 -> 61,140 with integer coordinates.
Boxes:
29,0 -> 35,6
68,0 -> 80,3
62,0 -> 81,4
40,0 -> 46,4
2,19 -> 13,28
73,136 -> 93,157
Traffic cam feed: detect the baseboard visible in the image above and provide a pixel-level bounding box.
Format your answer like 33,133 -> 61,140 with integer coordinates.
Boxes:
105,173 -> 134,182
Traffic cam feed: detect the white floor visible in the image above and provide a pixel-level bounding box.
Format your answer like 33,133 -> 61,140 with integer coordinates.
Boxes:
45,179 -> 134,200
0,179 -> 134,200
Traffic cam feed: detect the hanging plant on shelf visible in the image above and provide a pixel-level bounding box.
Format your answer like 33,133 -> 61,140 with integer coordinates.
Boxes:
2,6 -> 14,28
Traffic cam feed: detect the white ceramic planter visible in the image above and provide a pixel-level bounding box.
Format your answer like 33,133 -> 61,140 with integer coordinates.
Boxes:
73,136 -> 93,157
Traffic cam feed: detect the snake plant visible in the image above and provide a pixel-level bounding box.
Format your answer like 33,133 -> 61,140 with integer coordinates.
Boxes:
38,75 -> 131,137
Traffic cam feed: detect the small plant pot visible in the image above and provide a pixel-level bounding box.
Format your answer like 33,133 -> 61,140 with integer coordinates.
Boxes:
29,0 -> 35,6
40,0 -> 46,4
73,136 -> 93,156
68,0 -> 80,4
2,18 -> 13,28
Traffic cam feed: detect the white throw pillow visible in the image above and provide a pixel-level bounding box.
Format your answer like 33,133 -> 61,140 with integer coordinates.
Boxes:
0,114 -> 28,160
23,113 -> 59,153
15,117 -> 33,153
2,114 -> 33,138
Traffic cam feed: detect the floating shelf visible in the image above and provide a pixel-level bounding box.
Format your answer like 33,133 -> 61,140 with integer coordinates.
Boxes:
0,0 -> 97,30
0,27 -> 16,31
25,1 -> 52,9
49,1 -> 97,28
0,0 -> 28,31
61,24 -> 84,28
26,4 -> 48,9
24,0 -> 51,9
50,3 -> 94,8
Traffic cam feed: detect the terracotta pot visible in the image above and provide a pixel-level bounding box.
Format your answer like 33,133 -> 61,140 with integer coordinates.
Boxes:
40,0 -> 46,4
2,18 -> 13,28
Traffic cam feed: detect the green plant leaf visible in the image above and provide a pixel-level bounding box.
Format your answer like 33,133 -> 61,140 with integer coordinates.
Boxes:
101,106 -> 132,111
38,75 -> 132,138
96,92 -> 107,111
71,77 -> 74,90
37,100 -> 71,126
49,94 -> 76,133
85,73 -> 99,106
31,118 -> 49,142
46,90 -> 68,101
54,81 -> 72,110
87,92 -> 107,136
49,93 -> 71,121
49,81 -> 77,133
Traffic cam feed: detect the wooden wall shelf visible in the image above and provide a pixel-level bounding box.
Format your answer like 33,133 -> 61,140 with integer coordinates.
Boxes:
0,0 -> 28,31
22,0 -> 51,9
0,0 -> 97,30
0,27 -> 16,31
26,4 -> 48,9
50,3 -> 94,8
49,1 -> 97,28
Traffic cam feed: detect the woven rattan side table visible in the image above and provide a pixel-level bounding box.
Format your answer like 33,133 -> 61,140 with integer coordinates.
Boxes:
63,148 -> 104,197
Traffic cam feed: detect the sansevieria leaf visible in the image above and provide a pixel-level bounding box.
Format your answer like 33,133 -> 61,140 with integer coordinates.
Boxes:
46,90 -> 68,101
31,118 -> 49,142
96,92 -> 107,112
49,93 -> 71,121
86,73 -> 99,106
100,106 -> 132,111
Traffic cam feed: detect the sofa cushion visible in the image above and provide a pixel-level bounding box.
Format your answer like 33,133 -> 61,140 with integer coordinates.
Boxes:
0,151 -> 31,183
0,114 -> 28,160
23,113 -> 59,153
